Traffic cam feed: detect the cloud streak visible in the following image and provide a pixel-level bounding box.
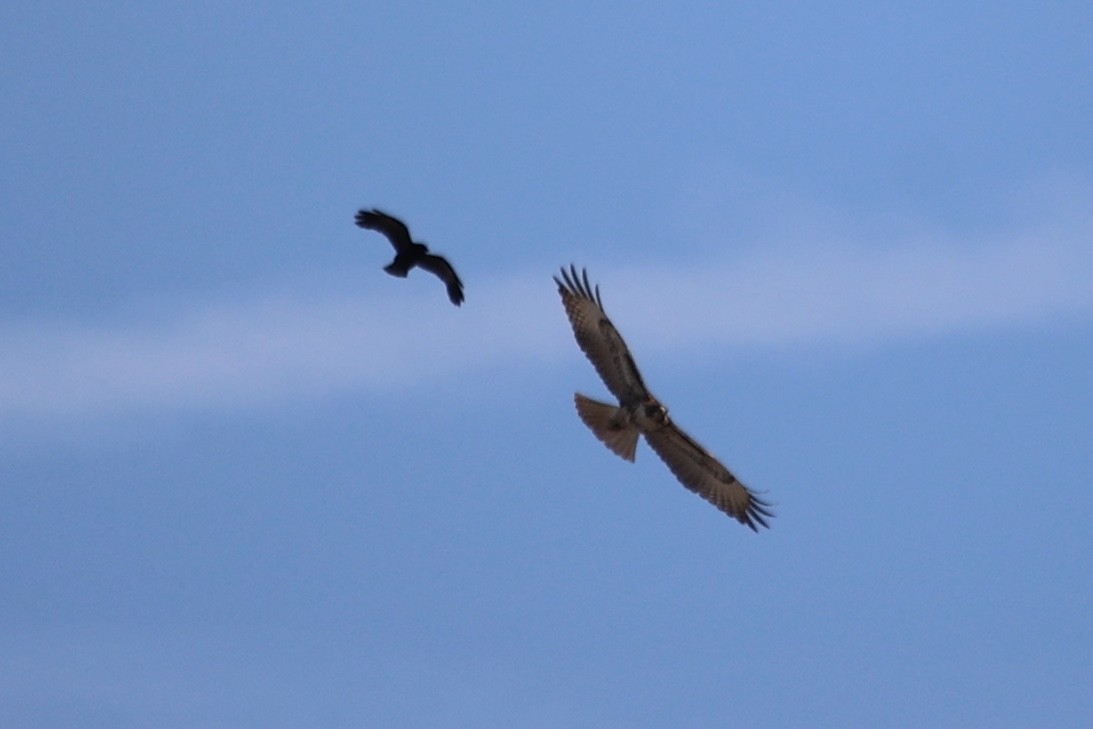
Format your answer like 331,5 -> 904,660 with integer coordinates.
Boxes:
611,230 -> 1093,350
2,203 -> 1091,421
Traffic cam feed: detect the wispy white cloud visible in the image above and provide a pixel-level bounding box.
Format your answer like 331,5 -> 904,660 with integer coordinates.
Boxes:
2,193 -> 1091,421
610,229 -> 1093,350
0,277 -> 565,420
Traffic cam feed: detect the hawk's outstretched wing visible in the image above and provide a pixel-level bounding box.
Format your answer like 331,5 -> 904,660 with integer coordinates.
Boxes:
554,265 -> 650,404
354,209 -> 413,253
418,253 -> 465,306
643,422 -> 773,531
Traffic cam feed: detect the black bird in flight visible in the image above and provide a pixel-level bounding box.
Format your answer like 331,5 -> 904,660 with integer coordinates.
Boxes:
555,265 -> 773,530
354,209 -> 465,306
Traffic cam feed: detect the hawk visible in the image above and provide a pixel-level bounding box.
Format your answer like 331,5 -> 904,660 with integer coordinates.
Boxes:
555,265 -> 773,530
354,209 -> 465,306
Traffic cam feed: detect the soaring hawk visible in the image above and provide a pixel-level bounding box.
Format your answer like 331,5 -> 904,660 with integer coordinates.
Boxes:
354,209 -> 465,306
555,265 -> 772,530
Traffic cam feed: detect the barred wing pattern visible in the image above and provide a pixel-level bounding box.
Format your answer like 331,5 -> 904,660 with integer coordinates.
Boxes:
553,265 -> 650,404
643,424 -> 773,531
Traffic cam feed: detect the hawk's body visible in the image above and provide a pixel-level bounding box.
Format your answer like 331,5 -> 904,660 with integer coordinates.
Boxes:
354,209 -> 465,306
555,265 -> 772,530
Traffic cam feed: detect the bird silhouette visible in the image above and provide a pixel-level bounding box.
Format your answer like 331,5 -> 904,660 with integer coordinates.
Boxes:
354,209 -> 465,306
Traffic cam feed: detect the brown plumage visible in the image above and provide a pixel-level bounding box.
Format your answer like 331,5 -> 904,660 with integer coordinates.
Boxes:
354,209 -> 465,306
554,265 -> 773,530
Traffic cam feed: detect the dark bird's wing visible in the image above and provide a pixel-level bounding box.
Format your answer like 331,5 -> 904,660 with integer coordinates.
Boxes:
554,265 -> 650,403
354,209 -> 413,253
418,253 -> 465,306
643,422 -> 773,530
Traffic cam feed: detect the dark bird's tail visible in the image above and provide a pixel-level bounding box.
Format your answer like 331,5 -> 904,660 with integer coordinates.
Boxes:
383,258 -> 413,277
574,394 -> 639,462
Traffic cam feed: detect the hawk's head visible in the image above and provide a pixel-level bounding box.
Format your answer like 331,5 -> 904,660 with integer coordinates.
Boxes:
638,399 -> 670,428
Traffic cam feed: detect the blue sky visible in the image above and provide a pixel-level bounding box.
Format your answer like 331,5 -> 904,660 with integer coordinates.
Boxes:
2,2 -> 1091,727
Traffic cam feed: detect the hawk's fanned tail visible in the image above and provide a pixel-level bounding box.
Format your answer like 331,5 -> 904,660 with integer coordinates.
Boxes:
574,393 -> 639,463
